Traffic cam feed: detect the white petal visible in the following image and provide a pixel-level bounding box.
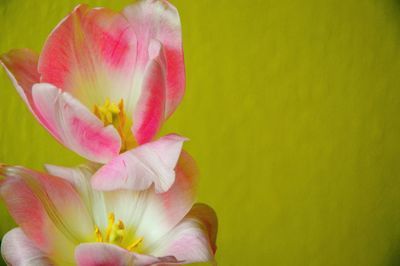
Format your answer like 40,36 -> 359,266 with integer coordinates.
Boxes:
44,164 -> 108,230
1,228 -> 53,266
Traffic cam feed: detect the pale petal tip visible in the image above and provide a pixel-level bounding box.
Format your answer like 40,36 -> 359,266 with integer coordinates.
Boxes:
163,133 -> 189,142
0,164 -> 14,177
90,134 -> 188,193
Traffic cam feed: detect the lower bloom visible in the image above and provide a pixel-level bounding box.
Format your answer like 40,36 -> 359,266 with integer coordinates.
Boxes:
0,152 -> 217,265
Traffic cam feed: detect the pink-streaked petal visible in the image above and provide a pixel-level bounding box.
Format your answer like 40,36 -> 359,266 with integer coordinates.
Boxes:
134,151 -> 198,246
1,228 -> 53,266
38,4 -> 137,109
0,49 -> 61,141
123,0 -> 185,118
92,134 -> 187,193
132,40 -> 166,145
0,165 -> 93,263
0,49 -> 39,111
32,83 -> 121,163
75,243 -> 178,266
149,204 -> 218,264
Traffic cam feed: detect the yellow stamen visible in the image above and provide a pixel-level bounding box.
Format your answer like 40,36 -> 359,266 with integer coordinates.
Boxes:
93,98 -> 123,126
117,220 -> 125,230
127,237 -> 144,251
93,212 -> 144,252
108,213 -> 115,224
105,212 -> 115,242
95,226 -> 103,242
93,98 -> 136,152
110,219 -> 126,244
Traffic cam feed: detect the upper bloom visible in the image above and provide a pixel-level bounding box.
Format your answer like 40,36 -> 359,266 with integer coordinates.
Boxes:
0,152 -> 217,265
0,0 -> 186,163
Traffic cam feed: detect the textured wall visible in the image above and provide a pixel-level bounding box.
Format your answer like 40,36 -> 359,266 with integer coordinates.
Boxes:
1,0 -> 400,265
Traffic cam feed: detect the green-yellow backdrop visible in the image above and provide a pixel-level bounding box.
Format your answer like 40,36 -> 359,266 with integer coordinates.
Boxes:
2,0 -> 400,265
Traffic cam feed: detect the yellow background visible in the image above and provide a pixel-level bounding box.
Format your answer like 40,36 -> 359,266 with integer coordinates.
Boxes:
1,0 -> 400,265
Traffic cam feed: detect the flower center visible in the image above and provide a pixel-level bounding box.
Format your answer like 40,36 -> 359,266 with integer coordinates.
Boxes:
93,99 -> 136,152
94,212 -> 144,252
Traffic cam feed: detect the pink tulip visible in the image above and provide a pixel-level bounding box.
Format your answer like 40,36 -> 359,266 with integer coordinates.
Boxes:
0,0 -> 185,163
0,152 -> 217,265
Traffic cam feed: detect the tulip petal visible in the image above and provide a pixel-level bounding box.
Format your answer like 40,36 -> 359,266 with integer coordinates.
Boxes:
0,165 -> 93,263
92,134 -> 187,193
32,83 -> 121,163
149,204 -> 218,264
75,243 -> 178,266
1,228 -> 53,266
100,151 -> 197,248
123,0 -> 185,118
45,163 -> 108,229
0,49 -> 39,105
133,151 -> 197,246
155,151 -> 199,226
0,49 -> 61,140
132,40 -> 167,144
185,203 -> 218,254
38,4 -> 138,110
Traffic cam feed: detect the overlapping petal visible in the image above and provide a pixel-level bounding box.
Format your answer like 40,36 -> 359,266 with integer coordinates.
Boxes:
123,0 -> 185,118
75,243 -> 178,266
92,134 -> 188,193
132,40 -> 167,144
1,228 -> 53,266
44,163 -> 108,229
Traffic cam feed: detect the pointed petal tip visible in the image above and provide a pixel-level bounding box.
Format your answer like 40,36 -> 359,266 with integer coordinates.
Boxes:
0,163 -> 7,176
0,164 -> 21,179
0,48 -> 39,62
188,203 -> 218,254
91,134 -> 188,193
164,133 -> 189,142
